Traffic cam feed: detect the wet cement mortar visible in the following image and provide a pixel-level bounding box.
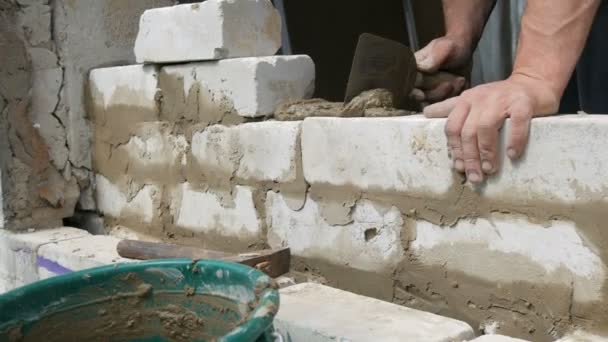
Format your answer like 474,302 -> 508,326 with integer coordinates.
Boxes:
5,271 -> 276,342
90,72 -> 608,340
89,75 -> 310,253
274,88 -> 413,121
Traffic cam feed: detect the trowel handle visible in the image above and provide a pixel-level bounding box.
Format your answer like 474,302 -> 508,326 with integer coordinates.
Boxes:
116,239 -> 291,278
117,239 -> 230,260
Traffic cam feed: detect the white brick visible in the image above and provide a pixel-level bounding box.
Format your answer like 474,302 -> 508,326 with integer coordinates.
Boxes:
124,122 -> 189,171
108,226 -> 163,243
2,228 -> 91,250
95,174 -> 162,224
302,116 -> 451,194
275,276 -> 297,289
302,115 -> 608,203
89,64 -> 159,110
94,122 -> 188,192
471,336 -> 530,342
266,192 -> 404,273
411,214 -> 606,302
556,331 -> 608,342
161,55 -> 314,118
171,183 -> 261,239
134,0 -> 281,63
37,235 -> 127,280
191,121 -> 301,182
0,228 -> 90,291
484,115 -> 608,202
274,283 -> 475,342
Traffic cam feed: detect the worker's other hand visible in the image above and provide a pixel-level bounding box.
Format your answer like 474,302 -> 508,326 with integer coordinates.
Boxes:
411,36 -> 471,103
422,74 -> 559,184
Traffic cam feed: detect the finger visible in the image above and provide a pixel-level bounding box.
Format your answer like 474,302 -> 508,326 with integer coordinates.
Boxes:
419,72 -> 463,90
477,104 -> 508,175
423,97 -> 459,118
445,101 -> 470,172
461,106 -> 483,183
449,77 -> 467,97
424,82 -> 454,103
414,45 -> 434,72
415,72 -> 424,88
506,102 -> 533,160
415,39 -> 453,73
410,88 -> 425,102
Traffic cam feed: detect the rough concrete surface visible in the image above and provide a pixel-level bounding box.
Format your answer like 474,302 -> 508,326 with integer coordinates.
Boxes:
37,234 -> 126,279
0,227 -> 90,291
274,283 -> 475,342
0,0 -> 174,230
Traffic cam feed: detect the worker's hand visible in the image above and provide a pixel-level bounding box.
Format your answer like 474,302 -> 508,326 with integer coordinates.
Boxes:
423,74 -> 559,183
411,36 -> 471,103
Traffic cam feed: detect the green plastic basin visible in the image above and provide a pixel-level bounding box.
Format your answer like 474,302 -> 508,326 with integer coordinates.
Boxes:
0,259 -> 279,342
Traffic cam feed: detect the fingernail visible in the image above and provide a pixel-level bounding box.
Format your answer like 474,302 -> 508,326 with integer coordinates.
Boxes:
416,54 -> 427,63
507,148 -> 517,159
482,161 -> 493,173
467,171 -> 482,183
455,77 -> 466,89
418,57 -> 432,70
410,89 -> 425,101
454,159 -> 464,172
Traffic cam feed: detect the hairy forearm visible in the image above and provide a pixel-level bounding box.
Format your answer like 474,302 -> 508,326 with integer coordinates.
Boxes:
512,0 -> 600,112
443,0 -> 496,49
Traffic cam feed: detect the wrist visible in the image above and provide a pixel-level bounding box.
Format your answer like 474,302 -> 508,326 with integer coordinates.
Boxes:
444,31 -> 474,54
508,72 -> 560,115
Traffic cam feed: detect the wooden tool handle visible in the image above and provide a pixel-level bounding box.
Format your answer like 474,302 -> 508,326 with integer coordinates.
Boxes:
117,240 -> 230,260
224,248 -> 291,278
117,239 -> 291,278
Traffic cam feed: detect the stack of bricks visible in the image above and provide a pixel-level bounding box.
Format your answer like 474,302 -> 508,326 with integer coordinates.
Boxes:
90,0 -> 314,252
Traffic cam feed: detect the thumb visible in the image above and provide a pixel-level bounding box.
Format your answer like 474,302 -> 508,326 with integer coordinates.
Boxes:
415,39 -> 453,73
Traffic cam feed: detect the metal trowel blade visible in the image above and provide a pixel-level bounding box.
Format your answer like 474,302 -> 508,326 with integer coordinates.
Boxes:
344,33 -> 417,108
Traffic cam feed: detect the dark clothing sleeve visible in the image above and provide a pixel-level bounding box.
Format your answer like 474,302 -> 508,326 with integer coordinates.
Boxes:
559,0 -> 608,114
